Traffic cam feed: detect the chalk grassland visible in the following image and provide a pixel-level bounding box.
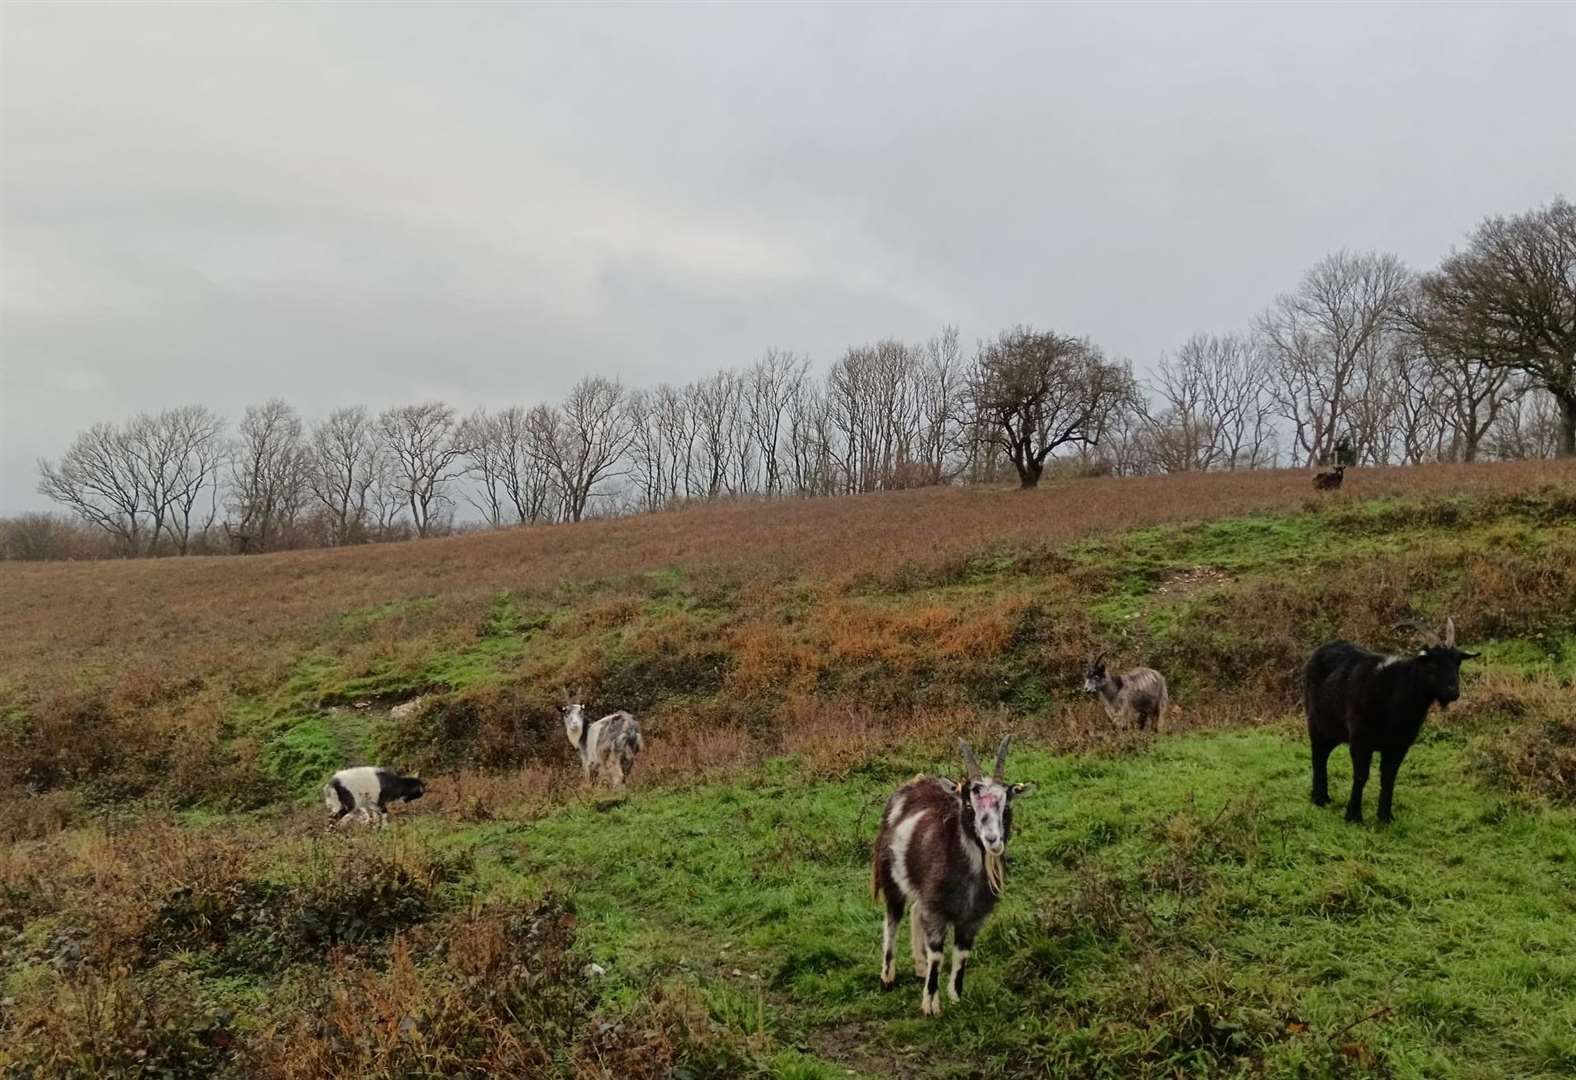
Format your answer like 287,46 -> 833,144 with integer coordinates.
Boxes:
2,460 -> 1575,1077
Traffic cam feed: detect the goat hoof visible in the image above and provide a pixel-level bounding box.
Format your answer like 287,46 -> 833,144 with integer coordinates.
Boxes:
1311,793 -> 1330,807
1344,812 -> 1363,824
879,976 -> 895,993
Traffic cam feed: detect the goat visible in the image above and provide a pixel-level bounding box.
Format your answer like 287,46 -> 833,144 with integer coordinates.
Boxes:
323,766 -> 425,828
1306,617 -> 1478,824
563,702 -> 644,788
872,736 -> 1031,1016
1083,655 -> 1169,731
1313,464 -> 1346,490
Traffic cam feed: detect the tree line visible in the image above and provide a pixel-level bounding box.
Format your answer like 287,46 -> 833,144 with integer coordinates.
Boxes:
9,197 -> 1571,560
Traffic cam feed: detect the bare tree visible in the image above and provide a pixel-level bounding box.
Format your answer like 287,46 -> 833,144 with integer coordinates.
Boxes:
377,401 -> 470,538
1417,198 -> 1576,456
915,327 -> 968,485
307,406 -> 381,544
1140,334 -> 1273,472
745,350 -> 805,496
1487,387 -> 1563,460
689,371 -> 742,499
966,327 -> 1137,489
229,399 -> 309,552
38,421 -> 147,554
534,378 -> 632,522
1259,251 -> 1412,466
159,405 -> 227,553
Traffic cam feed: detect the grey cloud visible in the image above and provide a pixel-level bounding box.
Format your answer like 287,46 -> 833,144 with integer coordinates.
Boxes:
4,1 -> 1573,509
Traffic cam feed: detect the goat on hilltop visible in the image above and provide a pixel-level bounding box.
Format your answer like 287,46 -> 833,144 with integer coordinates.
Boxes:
1306,617 -> 1478,824
872,737 -> 1031,1016
1313,464 -> 1346,490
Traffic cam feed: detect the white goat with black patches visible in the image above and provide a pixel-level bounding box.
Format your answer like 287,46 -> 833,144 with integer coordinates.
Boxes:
323,766 -> 425,828
872,736 -> 1031,1016
563,703 -> 644,788
1084,654 -> 1170,731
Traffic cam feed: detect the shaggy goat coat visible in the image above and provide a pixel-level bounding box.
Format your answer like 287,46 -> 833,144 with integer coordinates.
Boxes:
564,705 -> 644,788
1085,661 -> 1169,731
1305,618 -> 1476,823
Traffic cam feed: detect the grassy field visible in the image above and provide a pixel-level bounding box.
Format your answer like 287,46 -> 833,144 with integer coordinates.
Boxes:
3,461 -> 1575,1077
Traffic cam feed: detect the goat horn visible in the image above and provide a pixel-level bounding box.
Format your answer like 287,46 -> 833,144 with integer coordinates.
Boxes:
958,739 -> 984,781
1443,617 -> 1456,647
992,734 -> 1012,780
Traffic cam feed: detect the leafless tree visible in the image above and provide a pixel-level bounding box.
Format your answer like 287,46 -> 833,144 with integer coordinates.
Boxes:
306,406 -> 382,544
229,400 -> 309,552
38,421 -> 147,554
627,390 -> 673,513
745,350 -> 806,496
784,375 -> 835,497
1259,251 -> 1412,466
459,406 -> 555,526
159,405 -> 227,553
1417,197 -> 1576,456
377,401 -> 470,538
40,406 -> 229,556
689,370 -> 743,499
1487,387 -> 1563,460
1141,333 -> 1276,472
533,377 -> 632,522
914,327 -> 968,485
966,326 -> 1137,489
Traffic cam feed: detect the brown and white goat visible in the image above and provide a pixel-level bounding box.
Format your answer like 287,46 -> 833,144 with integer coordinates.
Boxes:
563,702 -> 644,788
872,737 -> 1030,1016
1084,655 -> 1169,731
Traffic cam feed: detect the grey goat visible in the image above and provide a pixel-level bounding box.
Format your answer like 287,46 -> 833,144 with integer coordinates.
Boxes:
1083,655 -> 1169,731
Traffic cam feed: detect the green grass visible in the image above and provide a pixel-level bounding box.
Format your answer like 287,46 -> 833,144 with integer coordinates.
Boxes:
399,727 -> 1576,1078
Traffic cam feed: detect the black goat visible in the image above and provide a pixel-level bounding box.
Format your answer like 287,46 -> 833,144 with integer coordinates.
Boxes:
1313,464 -> 1346,491
1305,618 -> 1477,824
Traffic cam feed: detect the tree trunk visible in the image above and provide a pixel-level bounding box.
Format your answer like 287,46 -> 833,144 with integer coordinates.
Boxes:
1559,393 -> 1576,458
1016,460 -> 1042,489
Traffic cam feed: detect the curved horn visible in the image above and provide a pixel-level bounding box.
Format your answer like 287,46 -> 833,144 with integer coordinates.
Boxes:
958,739 -> 984,781
1443,616 -> 1456,648
992,734 -> 1012,780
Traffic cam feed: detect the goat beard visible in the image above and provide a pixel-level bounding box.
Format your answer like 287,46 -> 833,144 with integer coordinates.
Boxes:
984,850 -> 1005,897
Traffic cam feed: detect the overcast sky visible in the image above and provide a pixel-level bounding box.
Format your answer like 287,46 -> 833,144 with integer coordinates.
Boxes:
2,2 -> 1572,511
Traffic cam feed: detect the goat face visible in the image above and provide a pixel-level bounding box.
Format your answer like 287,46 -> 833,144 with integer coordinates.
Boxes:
1411,644 -> 1478,706
959,777 -> 1025,855
563,704 -> 586,749
1082,660 -> 1108,695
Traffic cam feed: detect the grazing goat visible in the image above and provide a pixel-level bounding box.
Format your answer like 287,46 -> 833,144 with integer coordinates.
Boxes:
1306,617 -> 1478,824
1313,464 -> 1346,490
1083,655 -> 1169,731
872,737 -> 1031,1016
563,703 -> 644,788
323,766 -> 425,828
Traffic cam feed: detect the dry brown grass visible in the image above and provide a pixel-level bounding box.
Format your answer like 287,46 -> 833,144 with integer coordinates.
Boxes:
4,461 -> 1570,709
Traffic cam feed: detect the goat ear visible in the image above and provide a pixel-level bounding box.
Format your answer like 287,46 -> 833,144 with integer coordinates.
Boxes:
1443,617 -> 1457,648
1009,782 -> 1033,799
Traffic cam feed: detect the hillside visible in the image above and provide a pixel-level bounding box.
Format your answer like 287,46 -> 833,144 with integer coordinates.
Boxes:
3,461 -> 1575,1078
